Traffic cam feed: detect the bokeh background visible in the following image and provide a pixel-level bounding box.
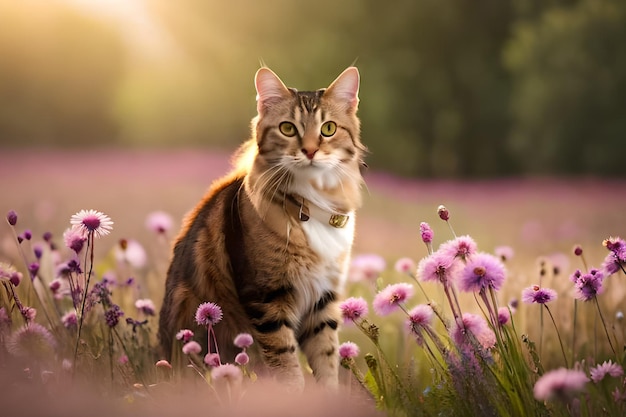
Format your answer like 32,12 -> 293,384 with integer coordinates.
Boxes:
1,0 -> 625,275
2,0 -> 626,177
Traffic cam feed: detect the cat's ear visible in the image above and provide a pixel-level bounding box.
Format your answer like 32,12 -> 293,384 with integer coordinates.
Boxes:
255,67 -> 290,114
326,67 -> 360,112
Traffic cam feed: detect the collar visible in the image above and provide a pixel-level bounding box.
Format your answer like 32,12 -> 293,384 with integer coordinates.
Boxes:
283,193 -> 350,229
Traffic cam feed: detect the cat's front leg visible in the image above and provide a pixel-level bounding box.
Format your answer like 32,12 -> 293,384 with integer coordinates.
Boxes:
298,315 -> 340,390
255,325 -> 305,392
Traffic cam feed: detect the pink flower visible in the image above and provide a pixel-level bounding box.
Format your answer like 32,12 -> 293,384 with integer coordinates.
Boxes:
195,302 -> 223,326
440,236 -> 477,260
522,285 -> 557,304
394,257 -> 416,274
63,226 -> 87,253
494,245 -> 514,262
339,297 -> 369,323
176,329 -> 194,343
211,364 -> 243,388
451,313 -> 496,349
533,368 -> 588,401
458,252 -> 506,293
372,283 -> 414,316
590,360 -> 624,383
61,310 -> 78,329
349,254 -> 386,282
571,268 -> 604,301
437,205 -> 449,221
70,209 -> 113,238
145,211 -> 173,234
156,360 -> 172,369
339,342 -> 360,359
233,333 -> 253,348
182,341 -> 202,355
135,298 -> 156,316
5,322 -> 56,359
235,352 -> 250,365
420,222 -> 434,244
405,304 -> 434,333
204,352 -> 221,367
417,250 -> 461,284
497,307 -> 511,325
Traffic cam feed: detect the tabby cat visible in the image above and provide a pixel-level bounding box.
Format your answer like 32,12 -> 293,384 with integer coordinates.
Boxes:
158,66 -> 366,391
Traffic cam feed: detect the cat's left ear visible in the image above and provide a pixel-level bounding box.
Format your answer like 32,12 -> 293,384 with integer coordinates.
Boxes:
326,67 -> 360,112
255,67 -> 290,114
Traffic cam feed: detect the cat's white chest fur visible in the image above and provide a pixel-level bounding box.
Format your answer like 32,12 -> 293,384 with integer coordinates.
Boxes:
302,213 -> 355,272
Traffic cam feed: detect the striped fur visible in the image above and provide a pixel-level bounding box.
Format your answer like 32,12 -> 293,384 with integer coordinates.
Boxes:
158,67 -> 366,390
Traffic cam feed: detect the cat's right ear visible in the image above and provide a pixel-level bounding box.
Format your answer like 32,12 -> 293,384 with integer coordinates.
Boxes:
255,68 -> 290,114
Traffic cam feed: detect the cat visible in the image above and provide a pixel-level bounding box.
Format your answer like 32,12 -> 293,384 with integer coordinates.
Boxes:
158,66 -> 366,391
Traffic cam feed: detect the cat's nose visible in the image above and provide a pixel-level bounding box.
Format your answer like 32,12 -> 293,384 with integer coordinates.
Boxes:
301,148 -> 318,160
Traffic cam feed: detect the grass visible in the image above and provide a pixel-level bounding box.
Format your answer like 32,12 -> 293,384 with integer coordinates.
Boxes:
1,148 -> 625,416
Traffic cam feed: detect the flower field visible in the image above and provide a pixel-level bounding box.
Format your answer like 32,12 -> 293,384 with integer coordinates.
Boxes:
1,149 -> 625,416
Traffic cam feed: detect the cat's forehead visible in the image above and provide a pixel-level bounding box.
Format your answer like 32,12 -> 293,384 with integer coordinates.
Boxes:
289,88 -> 326,113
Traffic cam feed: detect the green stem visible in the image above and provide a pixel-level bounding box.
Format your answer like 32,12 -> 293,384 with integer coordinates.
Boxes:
544,305 -> 568,368
594,297 -> 617,358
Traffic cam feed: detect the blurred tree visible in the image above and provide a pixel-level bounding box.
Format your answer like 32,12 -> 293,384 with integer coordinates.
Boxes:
505,0 -> 626,175
0,2 -> 125,147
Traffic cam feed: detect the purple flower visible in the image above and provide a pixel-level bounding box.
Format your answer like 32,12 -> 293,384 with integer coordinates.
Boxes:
195,302 -> 223,326
204,352 -> 221,366
21,230 -> 32,241
233,332 -> 254,349
533,368 -> 588,401
135,298 -> 156,316
394,257 -> 416,274
61,310 -> 78,329
145,211 -> 173,234
573,245 -> 583,257
0,262 -> 22,287
104,305 -> 124,327
417,250 -> 461,284
522,285 -> 557,304
451,313 -> 496,349
348,254 -> 386,282
176,329 -> 194,343
28,262 -> 39,280
405,304 -> 434,333
235,352 -> 250,365
63,226 -> 87,253
6,210 -> 18,226
603,237 -> 626,275
372,283 -> 414,316
497,307 -> 511,325
33,244 -> 43,260
339,342 -> 360,359
458,252 -> 506,293
590,360 -> 624,383
182,341 -> 202,355
440,236 -> 477,260
494,246 -> 514,262
420,222 -> 434,244
70,209 -> 113,238
339,297 -> 369,323
571,268 -> 604,301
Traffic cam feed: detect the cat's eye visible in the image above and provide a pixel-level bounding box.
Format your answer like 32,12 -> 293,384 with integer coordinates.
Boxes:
320,121 -> 337,137
279,122 -> 297,137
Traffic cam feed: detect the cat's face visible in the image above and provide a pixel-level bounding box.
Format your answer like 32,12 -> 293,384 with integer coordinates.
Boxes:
252,68 -> 364,190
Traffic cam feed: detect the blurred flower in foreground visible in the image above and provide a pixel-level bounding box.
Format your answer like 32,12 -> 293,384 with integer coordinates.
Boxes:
451,312 -> 496,349
5,323 -> 56,360
182,341 -> 202,355
533,368 -> 588,401
70,209 -> 113,238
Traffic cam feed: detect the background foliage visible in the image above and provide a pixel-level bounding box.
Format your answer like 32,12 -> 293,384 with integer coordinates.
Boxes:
1,0 -> 624,177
